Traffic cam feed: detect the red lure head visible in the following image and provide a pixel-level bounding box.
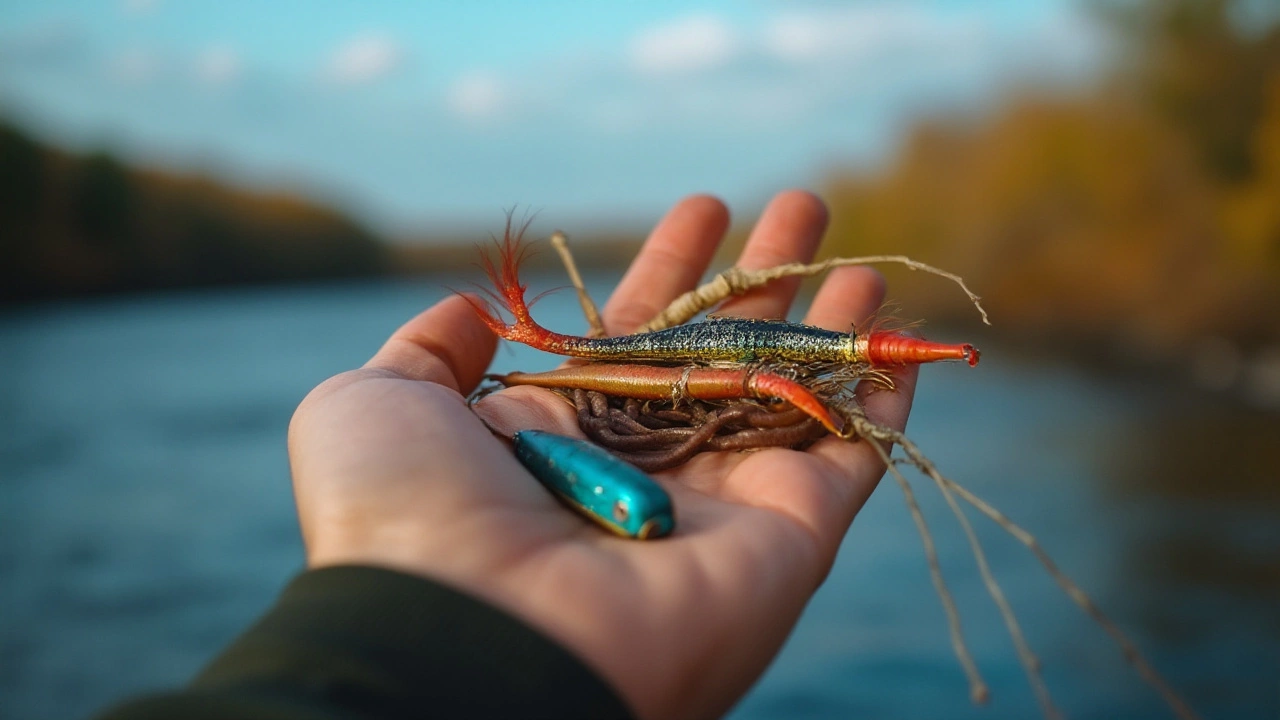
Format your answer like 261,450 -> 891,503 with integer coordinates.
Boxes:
858,331 -> 980,367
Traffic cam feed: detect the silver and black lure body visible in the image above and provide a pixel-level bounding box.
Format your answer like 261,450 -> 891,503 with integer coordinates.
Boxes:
513,429 -> 675,540
555,317 -> 854,365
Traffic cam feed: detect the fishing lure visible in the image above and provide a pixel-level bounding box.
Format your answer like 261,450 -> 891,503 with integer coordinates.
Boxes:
513,429 -> 675,540
497,363 -> 847,435
463,231 -> 979,441
468,241 -> 980,369
486,313 -> 979,367
464,221 -> 1203,720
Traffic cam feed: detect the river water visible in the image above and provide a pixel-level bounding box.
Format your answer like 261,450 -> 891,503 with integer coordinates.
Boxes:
2,274 -> 1277,719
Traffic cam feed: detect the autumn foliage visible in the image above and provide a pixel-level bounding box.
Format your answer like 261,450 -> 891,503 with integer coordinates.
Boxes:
818,0 -> 1280,355
0,126 -> 385,303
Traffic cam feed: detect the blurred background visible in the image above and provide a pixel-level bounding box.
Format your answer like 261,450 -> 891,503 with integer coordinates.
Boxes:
2,1 -> 1278,718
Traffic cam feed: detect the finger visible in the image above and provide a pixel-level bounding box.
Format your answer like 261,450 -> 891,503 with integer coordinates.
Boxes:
785,266 -> 916,546
741,361 -> 916,570
365,293 -> 498,393
801,359 -> 918,525
800,262 -> 914,436
855,356 -> 918,434
803,265 -> 886,332
717,190 -> 828,320
802,262 -> 914,438
602,194 -> 729,334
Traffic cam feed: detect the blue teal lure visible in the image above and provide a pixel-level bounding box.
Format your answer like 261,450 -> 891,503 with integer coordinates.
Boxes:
513,429 -> 675,540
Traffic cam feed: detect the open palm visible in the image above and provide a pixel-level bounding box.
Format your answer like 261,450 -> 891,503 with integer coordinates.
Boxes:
287,191 -> 918,720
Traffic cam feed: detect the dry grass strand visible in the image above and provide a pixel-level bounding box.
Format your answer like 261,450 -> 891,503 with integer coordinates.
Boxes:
858,419 -> 1202,720
549,231 -> 606,337
638,255 -> 991,332
865,436 -> 991,705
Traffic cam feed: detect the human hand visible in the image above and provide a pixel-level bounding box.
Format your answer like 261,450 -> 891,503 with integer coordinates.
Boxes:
287,190 -> 918,720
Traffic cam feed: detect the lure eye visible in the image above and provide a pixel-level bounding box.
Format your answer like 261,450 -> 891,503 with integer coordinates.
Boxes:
613,500 -> 630,523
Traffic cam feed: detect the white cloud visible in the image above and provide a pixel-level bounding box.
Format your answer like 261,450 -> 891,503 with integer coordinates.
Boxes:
629,14 -> 737,75
448,72 -> 504,119
763,15 -> 827,62
762,6 -> 981,66
196,46 -> 241,86
328,33 -> 404,85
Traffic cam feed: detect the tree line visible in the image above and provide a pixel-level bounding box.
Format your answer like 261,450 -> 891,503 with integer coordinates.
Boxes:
0,122 -> 386,303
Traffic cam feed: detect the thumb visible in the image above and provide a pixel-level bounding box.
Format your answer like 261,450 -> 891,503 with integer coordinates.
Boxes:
366,293 -> 499,394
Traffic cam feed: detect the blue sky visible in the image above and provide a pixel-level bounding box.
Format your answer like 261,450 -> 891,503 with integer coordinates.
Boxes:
0,1 -> 1105,237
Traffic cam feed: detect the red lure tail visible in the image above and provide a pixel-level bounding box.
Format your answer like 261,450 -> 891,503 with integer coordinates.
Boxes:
855,309 -> 978,368
862,332 -> 981,367
461,217 -> 575,352
463,219 -> 980,369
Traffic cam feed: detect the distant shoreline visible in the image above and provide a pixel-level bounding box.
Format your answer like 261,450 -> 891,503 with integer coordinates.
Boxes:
0,120 -> 649,306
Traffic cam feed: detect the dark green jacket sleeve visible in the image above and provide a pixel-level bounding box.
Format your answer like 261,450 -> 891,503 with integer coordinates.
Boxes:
98,566 -> 635,720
